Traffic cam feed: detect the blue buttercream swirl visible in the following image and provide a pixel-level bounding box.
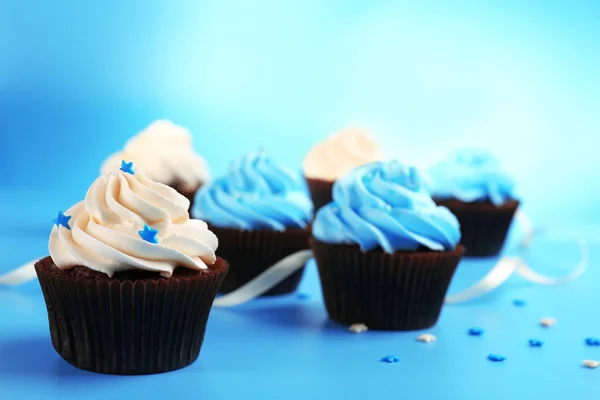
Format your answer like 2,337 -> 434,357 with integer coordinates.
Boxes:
312,160 -> 461,252
193,151 -> 312,231
426,148 -> 516,206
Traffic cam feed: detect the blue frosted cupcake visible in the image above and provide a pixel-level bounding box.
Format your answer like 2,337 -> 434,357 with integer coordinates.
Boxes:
427,148 -> 519,257
311,160 -> 465,331
193,151 -> 313,295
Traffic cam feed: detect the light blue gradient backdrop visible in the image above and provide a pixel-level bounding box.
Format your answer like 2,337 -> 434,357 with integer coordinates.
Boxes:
1,3 -> 600,399
1,0 -> 599,227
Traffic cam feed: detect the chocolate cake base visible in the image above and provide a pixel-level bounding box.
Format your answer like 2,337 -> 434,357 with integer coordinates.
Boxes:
209,225 -> 311,296
311,239 -> 465,331
35,256 -> 228,375
305,177 -> 334,213
434,198 -> 519,257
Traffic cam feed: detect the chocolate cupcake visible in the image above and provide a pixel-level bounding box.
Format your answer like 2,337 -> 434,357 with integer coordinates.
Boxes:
303,128 -> 382,212
193,150 -> 313,296
311,161 -> 464,331
38,161 -> 227,375
101,120 -> 210,209
426,148 -> 519,257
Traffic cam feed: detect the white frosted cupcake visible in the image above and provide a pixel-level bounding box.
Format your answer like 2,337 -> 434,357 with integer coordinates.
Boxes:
303,128 -> 382,211
36,161 -> 228,375
102,120 -> 210,209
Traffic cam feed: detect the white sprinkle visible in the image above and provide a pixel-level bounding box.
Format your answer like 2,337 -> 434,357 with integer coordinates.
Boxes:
540,317 -> 557,327
583,360 -> 600,369
349,323 -> 368,333
417,333 -> 437,343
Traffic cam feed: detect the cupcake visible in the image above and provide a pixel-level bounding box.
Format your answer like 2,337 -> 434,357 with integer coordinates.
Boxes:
303,128 -> 382,212
311,160 -> 465,331
101,120 -> 210,209
426,148 -> 518,257
36,161 -> 228,375
193,150 -> 312,296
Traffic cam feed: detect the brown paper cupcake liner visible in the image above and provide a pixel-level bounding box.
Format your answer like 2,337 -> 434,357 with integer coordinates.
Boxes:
311,238 -> 465,331
305,177 -> 334,213
433,198 -> 519,257
209,225 -> 310,296
35,256 -> 228,375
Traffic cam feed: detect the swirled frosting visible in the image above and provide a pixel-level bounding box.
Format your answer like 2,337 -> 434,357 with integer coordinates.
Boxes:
101,120 -> 210,191
303,128 -> 382,181
193,151 -> 312,231
49,165 -> 218,278
426,148 -> 516,206
313,161 -> 461,252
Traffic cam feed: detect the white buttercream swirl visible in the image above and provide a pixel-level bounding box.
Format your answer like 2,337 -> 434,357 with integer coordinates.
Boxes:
303,128 -> 382,181
49,166 -> 218,278
101,120 -> 210,191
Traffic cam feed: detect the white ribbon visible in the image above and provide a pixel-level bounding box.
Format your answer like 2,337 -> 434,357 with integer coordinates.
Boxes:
444,211 -> 589,304
212,250 -> 314,307
1,212 -> 589,307
0,259 -> 40,286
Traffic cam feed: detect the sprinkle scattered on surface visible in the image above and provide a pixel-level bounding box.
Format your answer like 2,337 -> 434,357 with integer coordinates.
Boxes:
585,337 -> 600,346
348,323 -> 368,334
381,355 -> 399,363
528,339 -> 543,347
487,354 -> 506,362
583,360 -> 600,369
468,327 -> 485,336
540,318 -> 557,328
296,293 -> 310,301
417,333 -> 437,343
512,299 -> 526,307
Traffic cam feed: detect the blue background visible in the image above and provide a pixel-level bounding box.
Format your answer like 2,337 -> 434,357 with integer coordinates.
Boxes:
1,1 -> 600,398
2,0 -> 600,226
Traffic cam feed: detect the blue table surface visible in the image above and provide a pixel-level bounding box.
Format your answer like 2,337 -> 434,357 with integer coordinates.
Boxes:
1,214 -> 599,399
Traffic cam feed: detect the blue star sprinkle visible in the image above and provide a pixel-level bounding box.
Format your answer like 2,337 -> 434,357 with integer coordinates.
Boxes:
53,211 -> 71,230
468,327 -> 485,336
138,224 -> 158,244
120,160 -> 135,175
585,337 -> 600,346
297,293 -> 310,301
512,299 -> 526,307
381,355 -> 399,363
528,339 -> 543,347
487,354 -> 506,362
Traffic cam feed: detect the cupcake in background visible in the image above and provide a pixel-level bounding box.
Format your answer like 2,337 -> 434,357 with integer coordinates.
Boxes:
426,147 -> 518,257
36,161 -> 228,375
102,120 -> 210,209
193,150 -> 313,296
311,160 -> 464,331
303,128 -> 382,212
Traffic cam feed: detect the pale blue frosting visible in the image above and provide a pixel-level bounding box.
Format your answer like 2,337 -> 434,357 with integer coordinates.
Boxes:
312,160 -> 461,252
426,148 -> 516,206
193,151 -> 312,231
